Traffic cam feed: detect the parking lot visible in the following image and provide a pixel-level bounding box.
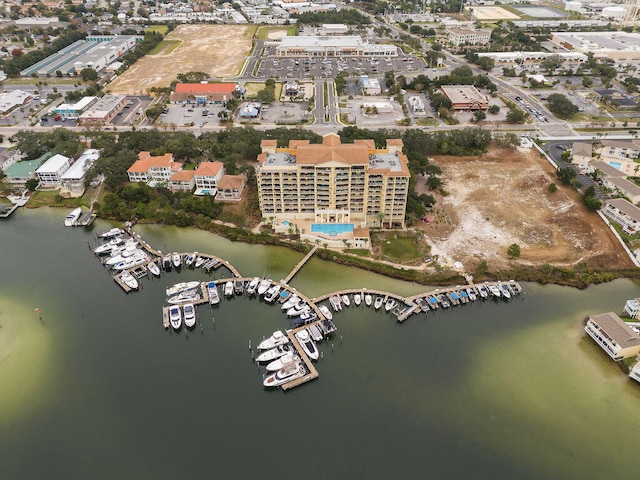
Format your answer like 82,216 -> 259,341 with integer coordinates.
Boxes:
157,102 -> 226,128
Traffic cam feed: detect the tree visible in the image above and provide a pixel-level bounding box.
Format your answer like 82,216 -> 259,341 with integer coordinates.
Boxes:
80,68 -> 98,82
507,243 -> 521,258
25,178 -> 39,191
547,93 -> 579,119
548,183 -> 557,193
473,110 -> 486,123
556,167 -> 577,185
488,105 -> 500,114
506,107 -> 526,124
11,48 -> 23,57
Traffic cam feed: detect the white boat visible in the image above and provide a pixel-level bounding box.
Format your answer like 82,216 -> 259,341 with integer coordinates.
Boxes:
104,243 -> 140,265
264,284 -> 281,303
263,361 -> 306,387
282,294 -> 300,310
94,238 -> 125,254
185,252 -> 197,267
374,297 -> 384,310
246,277 -> 260,295
499,284 -> 512,299
266,352 -> 300,372
385,298 -> 397,312
64,207 -> 82,227
353,293 -> 361,306
194,256 -> 205,268
224,281 -> 234,297
466,288 -> 477,301
329,295 -> 342,312
308,324 -> 323,342
488,285 -> 501,298
172,252 -> 181,268
111,251 -> 149,271
169,305 -> 182,330
257,330 -> 290,350
319,304 -> 333,321
147,262 -> 161,276
167,289 -> 201,305
207,281 -> 220,305
121,271 -> 138,290
478,286 -> 489,299
257,279 -> 271,296
183,303 -> 196,329
99,227 -> 124,239
295,329 -> 319,360
365,294 -> 372,306
256,344 -> 293,362
287,301 -> 309,317
341,294 -> 351,307
166,281 -> 200,297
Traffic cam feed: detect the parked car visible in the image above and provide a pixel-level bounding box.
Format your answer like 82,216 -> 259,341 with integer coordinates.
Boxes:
555,144 -> 567,150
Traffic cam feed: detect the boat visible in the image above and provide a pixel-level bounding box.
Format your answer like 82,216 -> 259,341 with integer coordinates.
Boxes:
194,256 -> 205,269
287,302 -> 309,317
163,253 -> 172,270
99,227 -> 124,239
64,207 -> 82,227
147,262 -> 161,277
416,298 -> 430,312
329,295 -> 342,312
308,324 -> 323,342
183,303 -> 196,329
499,283 -> 512,299
185,252 -> 196,267
257,330 -> 290,350
364,294 -> 372,306
111,251 -> 149,271
319,319 -> 337,335
436,294 -> 450,308
207,281 -> 220,305
172,252 -> 181,268
459,290 -> 469,304
295,329 -> 319,360
93,237 -> 125,254
488,284 -> 501,298
510,282 -> 522,294
341,295 -> 351,307
257,279 -> 271,296
266,352 -> 301,372
282,294 -> 300,310
120,271 -> 138,290
263,362 -> 306,388
166,281 -> 200,297
278,290 -> 290,303
293,311 -> 317,326
478,285 -> 489,299
264,284 -> 281,303
167,289 -> 201,305
319,304 -> 333,321
428,296 -> 440,309
385,298 -> 397,312
234,278 -> 244,295
246,277 -> 260,295
169,305 -> 182,330
353,293 -> 361,306
466,288 -> 477,301
224,281 -> 234,297
104,243 -> 141,266
447,292 -> 460,306
374,296 -> 384,310
256,344 -> 293,363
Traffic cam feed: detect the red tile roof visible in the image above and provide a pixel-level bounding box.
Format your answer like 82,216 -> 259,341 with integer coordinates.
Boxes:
195,161 -> 223,177
174,83 -> 236,94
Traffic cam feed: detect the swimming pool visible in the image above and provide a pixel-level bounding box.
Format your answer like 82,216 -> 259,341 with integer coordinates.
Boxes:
311,223 -> 355,236
609,161 -> 623,171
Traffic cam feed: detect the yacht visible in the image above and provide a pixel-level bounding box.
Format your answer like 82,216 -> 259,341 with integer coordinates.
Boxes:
147,262 -> 161,277
374,297 -> 384,310
282,294 -> 300,310
308,324 -> 323,342
104,243 -> 140,266
466,288 -> 477,301
121,271 -> 138,290
99,227 -> 124,239
207,281 -> 220,305
364,293 -> 373,306
329,295 -> 342,312
194,256 -> 205,269
263,361 -> 306,388
266,352 -> 300,372
224,281 -> 234,297
111,251 -> 149,271
478,285 -> 489,299
172,252 -> 181,268
64,207 -> 82,227
185,252 -> 197,267
257,330 -> 290,350
295,329 -> 319,360
94,238 -> 125,255
499,283 -> 512,299
183,303 -> 196,329
234,278 -> 244,295
385,298 -> 397,312
287,301 -> 309,317
264,284 -> 281,303
169,306 -> 182,330
167,289 -> 201,305
341,295 -> 351,307
257,279 -> 271,296
318,304 -> 333,321
353,293 -> 361,306
293,310 -> 316,326
246,277 -> 260,295
166,281 -> 200,297
488,284 -> 501,298
256,344 -> 293,362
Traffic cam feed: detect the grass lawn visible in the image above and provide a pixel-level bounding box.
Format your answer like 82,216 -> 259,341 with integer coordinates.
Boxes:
255,25 -> 297,40
244,82 -> 282,99
381,237 -> 421,263
4,77 -> 79,85
148,40 -> 182,55
145,25 -> 169,34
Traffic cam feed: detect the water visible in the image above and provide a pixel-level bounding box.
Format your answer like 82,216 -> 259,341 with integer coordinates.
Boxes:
311,223 -> 355,235
2,209 -> 640,479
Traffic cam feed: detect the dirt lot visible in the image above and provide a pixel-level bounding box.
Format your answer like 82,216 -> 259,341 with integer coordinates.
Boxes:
108,25 -> 254,95
417,147 -> 634,272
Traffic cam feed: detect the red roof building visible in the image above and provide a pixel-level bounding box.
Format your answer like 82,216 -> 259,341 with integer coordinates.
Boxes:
169,83 -> 237,103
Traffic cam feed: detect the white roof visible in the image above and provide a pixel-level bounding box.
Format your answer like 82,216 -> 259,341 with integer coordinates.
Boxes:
61,149 -> 100,180
0,90 -> 31,113
36,153 -> 70,174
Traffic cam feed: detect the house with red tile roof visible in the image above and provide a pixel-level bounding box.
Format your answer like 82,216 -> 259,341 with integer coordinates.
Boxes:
169,169 -> 196,192
217,174 -> 246,201
194,161 -> 225,189
127,151 -> 182,183
169,83 -> 238,104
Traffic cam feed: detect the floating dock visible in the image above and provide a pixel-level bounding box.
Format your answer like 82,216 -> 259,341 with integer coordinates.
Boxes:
281,326 -> 320,391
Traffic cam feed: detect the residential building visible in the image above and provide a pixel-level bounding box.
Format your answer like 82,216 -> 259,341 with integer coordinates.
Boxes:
587,160 -> 625,178
256,133 -> 410,228
169,83 -> 238,104
629,361 -> 640,384
78,94 -> 127,126
602,177 -> 640,204
194,161 -> 225,189
55,97 -> 99,120
440,85 -> 489,111
217,174 -> 246,201
352,227 -> 371,250
600,140 -> 640,165
623,297 -> 640,319
584,312 -> 640,360
169,170 -> 196,193
127,151 -> 182,184
571,141 -> 593,165
275,35 -> 397,58
602,198 -> 640,234
447,28 -> 491,46
3,153 -> 51,186
60,149 -> 100,197
35,153 -> 72,188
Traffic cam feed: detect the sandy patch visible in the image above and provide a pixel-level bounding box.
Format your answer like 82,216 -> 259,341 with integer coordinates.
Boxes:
267,30 -> 288,40
472,6 -> 520,20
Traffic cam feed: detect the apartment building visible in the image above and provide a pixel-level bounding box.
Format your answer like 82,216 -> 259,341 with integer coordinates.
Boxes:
584,312 -> 640,361
602,198 -> 640,234
35,153 -> 71,188
256,133 -> 410,228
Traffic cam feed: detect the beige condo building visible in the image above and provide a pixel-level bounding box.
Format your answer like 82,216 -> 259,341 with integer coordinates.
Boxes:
256,133 -> 410,228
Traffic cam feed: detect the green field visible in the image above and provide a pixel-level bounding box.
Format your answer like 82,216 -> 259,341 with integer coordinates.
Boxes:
148,40 -> 182,55
255,25 -> 298,40
381,237 -> 421,263
244,82 -> 283,100
145,25 -> 169,34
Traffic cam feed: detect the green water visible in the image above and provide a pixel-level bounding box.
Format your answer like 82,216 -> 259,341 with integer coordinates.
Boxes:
1,209 -> 640,479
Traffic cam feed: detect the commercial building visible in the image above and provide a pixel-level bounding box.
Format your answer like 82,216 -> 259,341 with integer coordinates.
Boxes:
319,24 -> 349,35
408,96 -> 426,114
35,153 -> 71,188
256,133 -> 410,228
275,35 -> 397,58
551,31 -> 640,62
169,83 -> 238,104
78,94 -> 127,126
361,78 -> 381,95
127,151 -> 182,184
593,88 -> 638,111
602,198 -> 640,235
55,96 -> 98,120
584,312 -> 640,361
440,85 -> 489,111
447,28 -> 491,46
60,149 -> 100,197
239,102 -> 261,118
0,90 -> 32,115
476,51 -> 587,66
3,153 -> 51,186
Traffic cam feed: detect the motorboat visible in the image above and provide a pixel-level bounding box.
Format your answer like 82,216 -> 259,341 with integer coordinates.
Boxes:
319,319 -> 337,335
185,252 -> 197,267
256,344 -> 293,362
121,271 -> 138,290
207,281 -> 220,305
64,207 -> 82,227
94,237 -> 125,254
499,283 -> 512,299
263,362 -> 306,388
264,284 -> 281,303
295,329 -> 319,360
104,243 -> 141,265
488,285 -> 501,298
319,304 -> 333,321
111,251 -> 149,271
183,303 -> 196,329
147,262 -> 161,277
466,288 -> 477,301
374,297 -> 384,310
287,301 -> 309,317
224,281 -> 234,297
166,281 -> 200,297
194,256 -> 205,269
234,278 -> 244,295
266,352 -> 300,372
167,289 -> 201,305
364,294 -> 373,306
353,293 -> 361,306
293,311 -> 317,326
99,227 -> 124,239
282,294 -> 300,310
257,279 -> 271,296
257,330 -> 290,350
246,277 -> 260,295
478,285 -> 489,299
459,290 -> 469,304
385,298 -> 397,312
428,296 -> 440,309
329,295 -> 342,312
163,253 -> 172,270
172,252 -> 181,268
169,305 -> 182,330
278,291 -> 290,303
341,295 -> 351,307
447,291 -> 460,306
416,298 -> 430,312
510,282 -> 522,294
308,324 -> 323,342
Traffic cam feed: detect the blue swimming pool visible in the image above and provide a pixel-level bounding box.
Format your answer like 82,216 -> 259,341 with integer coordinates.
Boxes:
610,161 -> 623,171
311,223 -> 355,235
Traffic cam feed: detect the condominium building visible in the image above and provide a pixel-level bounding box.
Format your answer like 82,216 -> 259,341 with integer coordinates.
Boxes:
447,28 -> 491,46
256,133 -> 410,228
35,153 -> 71,188
602,198 -> 640,234
584,312 -> 640,361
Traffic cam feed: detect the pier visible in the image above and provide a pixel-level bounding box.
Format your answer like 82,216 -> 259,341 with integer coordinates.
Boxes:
281,326 -> 320,391
282,245 -> 318,285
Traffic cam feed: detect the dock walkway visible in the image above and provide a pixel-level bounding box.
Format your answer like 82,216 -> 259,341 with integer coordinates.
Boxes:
282,246 -> 318,285
281,327 -> 319,391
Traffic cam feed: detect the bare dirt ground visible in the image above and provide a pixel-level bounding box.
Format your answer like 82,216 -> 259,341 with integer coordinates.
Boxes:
108,25 -> 254,95
416,147 -> 634,272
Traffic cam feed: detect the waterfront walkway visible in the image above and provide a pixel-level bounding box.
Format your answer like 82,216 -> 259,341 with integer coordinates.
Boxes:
282,245 -> 318,284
